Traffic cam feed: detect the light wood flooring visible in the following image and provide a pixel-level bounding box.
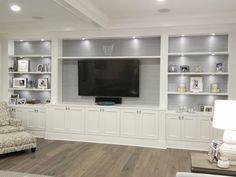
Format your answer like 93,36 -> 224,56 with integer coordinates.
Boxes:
0,139 -> 193,177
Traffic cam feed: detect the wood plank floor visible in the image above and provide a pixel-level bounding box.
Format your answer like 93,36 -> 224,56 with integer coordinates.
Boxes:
0,139 -> 193,177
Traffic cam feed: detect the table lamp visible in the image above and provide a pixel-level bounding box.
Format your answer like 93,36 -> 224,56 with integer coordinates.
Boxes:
213,100 -> 236,166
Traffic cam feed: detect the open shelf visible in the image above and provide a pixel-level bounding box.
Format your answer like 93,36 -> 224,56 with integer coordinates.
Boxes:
168,72 -> 229,76
168,92 -> 228,96
58,56 -> 161,59
9,55 -> 52,58
8,72 -> 51,74
168,52 -> 228,56
9,88 -> 51,91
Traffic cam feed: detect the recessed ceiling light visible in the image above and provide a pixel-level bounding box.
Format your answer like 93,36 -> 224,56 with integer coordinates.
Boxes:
19,40 -> 23,42
157,0 -> 165,2
32,16 -> 44,20
41,39 -> 45,41
10,4 -> 21,12
211,33 -> 215,36
157,8 -> 171,13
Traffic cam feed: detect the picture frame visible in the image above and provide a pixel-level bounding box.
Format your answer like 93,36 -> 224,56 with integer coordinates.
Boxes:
168,64 -> 178,72
204,106 -> 214,112
18,59 -> 29,72
190,77 -> 203,92
13,78 -> 27,88
36,64 -> 44,72
17,98 -> 26,105
9,94 -> 19,105
38,78 -> 48,89
216,63 -> 223,72
10,94 -> 19,99
199,105 -> 205,112
180,65 -> 190,72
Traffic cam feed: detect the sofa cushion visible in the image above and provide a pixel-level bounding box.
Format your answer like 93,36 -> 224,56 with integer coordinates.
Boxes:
0,125 -> 24,134
0,132 -> 36,149
0,102 -> 10,126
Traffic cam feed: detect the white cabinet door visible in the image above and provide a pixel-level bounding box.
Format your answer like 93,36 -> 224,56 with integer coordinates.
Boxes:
102,108 -> 120,136
51,107 -> 66,132
140,110 -> 158,139
16,108 -> 27,127
166,114 -> 182,140
120,109 -> 139,138
182,115 -> 198,141
198,116 -> 213,142
86,108 -> 101,135
35,109 -> 46,130
67,107 -> 85,134
25,108 -> 35,130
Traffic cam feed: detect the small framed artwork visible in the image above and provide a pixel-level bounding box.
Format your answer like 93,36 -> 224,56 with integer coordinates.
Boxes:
36,64 -> 44,72
180,65 -> 190,72
190,77 -> 203,92
216,63 -> 223,72
9,94 -> 19,105
18,59 -> 29,72
17,98 -> 26,104
204,106 -> 214,113
168,64 -> 178,72
13,78 -> 27,88
199,105 -> 205,112
38,78 -> 48,89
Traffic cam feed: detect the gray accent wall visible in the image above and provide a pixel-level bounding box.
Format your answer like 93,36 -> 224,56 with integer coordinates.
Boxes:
62,59 -> 160,105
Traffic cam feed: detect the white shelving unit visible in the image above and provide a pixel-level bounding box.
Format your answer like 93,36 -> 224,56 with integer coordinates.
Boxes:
58,56 -> 161,60
168,34 -> 229,111
8,40 -> 52,104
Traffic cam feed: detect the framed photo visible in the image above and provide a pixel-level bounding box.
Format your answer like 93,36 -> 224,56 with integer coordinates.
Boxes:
204,106 -> 214,112
36,64 -> 44,72
168,64 -> 178,72
190,77 -> 203,92
38,78 -> 48,89
180,65 -> 190,72
9,94 -> 20,105
199,105 -> 205,112
17,98 -> 26,105
18,59 -> 29,72
13,78 -> 27,88
216,63 -> 223,72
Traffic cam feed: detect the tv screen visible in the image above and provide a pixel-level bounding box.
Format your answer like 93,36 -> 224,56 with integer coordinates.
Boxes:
78,60 -> 139,97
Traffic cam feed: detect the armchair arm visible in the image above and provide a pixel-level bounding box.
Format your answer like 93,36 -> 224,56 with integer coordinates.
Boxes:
9,118 -> 22,127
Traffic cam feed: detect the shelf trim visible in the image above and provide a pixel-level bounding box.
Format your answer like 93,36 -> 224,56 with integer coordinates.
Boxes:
8,72 -> 52,74
168,72 -> 229,75
9,55 -> 52,58
9,88 -> 51,91
58,56 -> 161,59
168,92 -> 228,96
168,52 -> 228,56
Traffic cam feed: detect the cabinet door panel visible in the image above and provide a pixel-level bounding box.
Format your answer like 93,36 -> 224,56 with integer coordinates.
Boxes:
182,116 -> 198,141
140,110 -> 158,139
86,108 -> 101,135
37,109 -> 46,130
103,109 -> 120,136
120,109 -> 138,138
16,109 -> 26,127
25,109 -> 35,130
51,107 -> 66,132
199,116 -> 213,142
67,107 -> 85,134
166,114 -> 181,140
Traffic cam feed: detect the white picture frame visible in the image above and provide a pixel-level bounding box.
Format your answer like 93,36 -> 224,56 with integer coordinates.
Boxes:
17,98 -> 26,105
38,78 -> 48,89
36,64 -> 44,72
204,106 -> 214,113
13,78 -> 27,88
190,77 -> 203,92
18,59 -> 29,72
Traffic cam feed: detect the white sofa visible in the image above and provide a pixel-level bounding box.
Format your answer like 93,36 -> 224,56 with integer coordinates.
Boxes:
177,172 -> 231,177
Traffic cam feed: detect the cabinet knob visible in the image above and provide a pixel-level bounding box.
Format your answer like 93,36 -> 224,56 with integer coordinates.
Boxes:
211,117 -> 213,122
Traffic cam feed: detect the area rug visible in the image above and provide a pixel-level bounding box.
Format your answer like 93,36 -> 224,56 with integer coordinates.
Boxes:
0,170 -> 53,177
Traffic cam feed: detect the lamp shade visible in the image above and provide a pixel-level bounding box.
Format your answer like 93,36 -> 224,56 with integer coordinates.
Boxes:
213,100 -> 236,130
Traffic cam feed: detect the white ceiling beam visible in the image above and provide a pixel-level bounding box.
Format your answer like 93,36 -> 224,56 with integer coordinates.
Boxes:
54,0 -> 109,28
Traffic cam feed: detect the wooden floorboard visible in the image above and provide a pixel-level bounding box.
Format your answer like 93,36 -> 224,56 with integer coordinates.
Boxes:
0,139 -> 193,177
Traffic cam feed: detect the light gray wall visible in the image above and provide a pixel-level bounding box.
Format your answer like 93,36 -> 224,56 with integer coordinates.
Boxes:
63,38 -> 161,57
62,59 -> 160,105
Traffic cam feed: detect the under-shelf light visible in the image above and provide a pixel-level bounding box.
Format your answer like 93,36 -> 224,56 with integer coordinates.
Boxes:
181,53 -> 185,57
19,40 -> 23,42
41,39 -> 45,41
132,36 -> 136,39
82,38 -> 86,40
211,33 -> 215,36
181,34 -> 185,37
211,53 -> 215,56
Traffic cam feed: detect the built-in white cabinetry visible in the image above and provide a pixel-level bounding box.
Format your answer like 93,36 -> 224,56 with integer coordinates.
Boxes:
86,107 -> 120,136
47,106 -> 85,134
166,112 -> 214,142
9,106 -> 46,137
120,109 -> 159,139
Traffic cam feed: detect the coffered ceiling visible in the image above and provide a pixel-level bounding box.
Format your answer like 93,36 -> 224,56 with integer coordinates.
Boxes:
0,0 -> 236,33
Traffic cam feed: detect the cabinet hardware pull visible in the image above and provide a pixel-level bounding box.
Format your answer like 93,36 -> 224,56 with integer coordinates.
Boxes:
210,117 -> 213,122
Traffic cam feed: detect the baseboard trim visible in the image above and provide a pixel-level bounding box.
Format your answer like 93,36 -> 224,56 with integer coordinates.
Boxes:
45,132 -> 167,149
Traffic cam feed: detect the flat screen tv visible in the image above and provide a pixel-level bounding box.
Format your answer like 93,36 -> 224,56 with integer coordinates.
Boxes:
78,59 -> 139,97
